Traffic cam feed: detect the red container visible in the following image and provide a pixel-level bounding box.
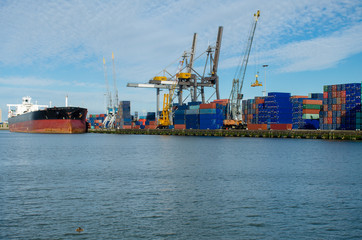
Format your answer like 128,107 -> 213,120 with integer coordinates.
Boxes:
174,124 -> 186,130
133,125 -> 140,129
328,111 -> 332,118
341,110 -> 346,116
200,103 -> 216,109
270,124 -> 292,130
336,117 -> 341,124
332,105 -> 337,111
332,92 -> 337,98
336,104 -> 341,111
323,104 -> 328,111
122,125 -> 132,129
327,117 -> 332,124
332,85 -> 337,91
247,124 -> 268,130
323,118 -> 328,124
303,109 -> 320,114
323,92 -> 328,99
303,99 -> 322,105
341,91 -> 346,98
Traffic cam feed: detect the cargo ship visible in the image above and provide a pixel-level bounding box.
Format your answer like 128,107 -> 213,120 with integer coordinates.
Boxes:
7,97 -> 88,133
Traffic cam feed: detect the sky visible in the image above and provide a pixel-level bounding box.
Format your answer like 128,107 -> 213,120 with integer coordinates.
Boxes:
1,0 -> 362,121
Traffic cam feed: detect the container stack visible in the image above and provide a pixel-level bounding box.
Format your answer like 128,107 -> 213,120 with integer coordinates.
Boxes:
173,104 -> 188,129
292,96 -> 322,129
88,114 -> 106,129
185,102 -> 201,129
265,92 -> 293,130
320,83 -> 362,130
134,116 -> 146,129
199,103 -> 223,129
116,101 -> 132,129
242,99 -> 256,124
309,93 -> 323,100
357,112 -> 362,130
145,112 -> 157,129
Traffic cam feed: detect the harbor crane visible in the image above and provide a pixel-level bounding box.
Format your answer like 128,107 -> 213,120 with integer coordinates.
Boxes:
224,10 -> 260,128
127,26 -> 224,124
102,52 -> 119,129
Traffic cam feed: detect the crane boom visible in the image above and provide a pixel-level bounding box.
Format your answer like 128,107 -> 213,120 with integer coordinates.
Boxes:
229,10 -> 260,121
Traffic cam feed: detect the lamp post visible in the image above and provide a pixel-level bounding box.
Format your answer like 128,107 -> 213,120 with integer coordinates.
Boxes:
262,65 -> 268,96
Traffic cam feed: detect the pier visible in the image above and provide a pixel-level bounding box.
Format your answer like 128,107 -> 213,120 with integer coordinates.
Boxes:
89,129 -> 362,141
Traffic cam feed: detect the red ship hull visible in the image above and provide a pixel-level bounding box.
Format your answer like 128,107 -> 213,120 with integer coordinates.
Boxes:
9,119 -> 87,134
8,107 -> 88,134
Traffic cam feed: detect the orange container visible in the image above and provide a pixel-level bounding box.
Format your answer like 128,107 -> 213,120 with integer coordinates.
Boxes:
327,117 -> 332,124
122,125 -> 132,129
332,92 -> 337,98
328,111 -> 332,118
147,121 -> 157,125
303,109 -> 320,114
213,99 -> 229,105
247,124 -> 268,130
291,95 -> 308,99
145,125 -> 157,129
323,118 -> 328,124
341,91 -> 346,98
332,105 -> 337,111
200,103 -> 216,109
133,125 -> 141,129
270,124 -> 292,130
336,117 -> 341,124
174,124 -> 186,130
323,105 -> 328,111
255,99 -> 265,104
341,110 -> 346,116
303,99 -> 322,105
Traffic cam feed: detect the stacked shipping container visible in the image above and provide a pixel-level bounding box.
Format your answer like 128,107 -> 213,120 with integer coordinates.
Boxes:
88,114 -> 106,129
116,101 -> 132,129
320,83 -> 362,130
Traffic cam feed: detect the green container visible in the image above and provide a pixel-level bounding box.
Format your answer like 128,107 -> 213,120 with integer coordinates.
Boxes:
357,118 -> 362,125
303,104 -> 321,110
303,114 -> 320,119
323,86 -> 328,92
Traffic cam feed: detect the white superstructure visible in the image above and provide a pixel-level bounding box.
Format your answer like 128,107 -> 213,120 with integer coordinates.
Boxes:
7,97 -> 48,118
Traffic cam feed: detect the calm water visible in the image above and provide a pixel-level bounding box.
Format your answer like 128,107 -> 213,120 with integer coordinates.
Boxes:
0,130 -> 362,239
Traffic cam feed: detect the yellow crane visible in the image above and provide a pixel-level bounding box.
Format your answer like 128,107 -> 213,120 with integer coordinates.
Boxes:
158,61 -> 184,128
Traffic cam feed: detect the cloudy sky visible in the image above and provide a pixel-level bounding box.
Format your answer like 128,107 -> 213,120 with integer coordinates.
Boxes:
1,0 -> 361,120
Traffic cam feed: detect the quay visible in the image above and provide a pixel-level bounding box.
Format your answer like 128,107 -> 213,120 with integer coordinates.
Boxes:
89,129 -> 362,141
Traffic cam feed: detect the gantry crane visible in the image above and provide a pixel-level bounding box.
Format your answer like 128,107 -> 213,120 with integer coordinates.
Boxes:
102,52 -> 119,129
224,10 -> 260,128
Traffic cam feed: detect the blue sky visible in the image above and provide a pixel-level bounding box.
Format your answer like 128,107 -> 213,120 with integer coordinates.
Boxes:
1,0 -> 362,121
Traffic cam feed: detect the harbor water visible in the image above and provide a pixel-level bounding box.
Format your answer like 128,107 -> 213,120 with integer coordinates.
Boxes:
0,131 -> 362,239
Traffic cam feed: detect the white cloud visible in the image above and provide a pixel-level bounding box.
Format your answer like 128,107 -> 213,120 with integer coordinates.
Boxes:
261,23 -> 362,73
0,0 -> 361,116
